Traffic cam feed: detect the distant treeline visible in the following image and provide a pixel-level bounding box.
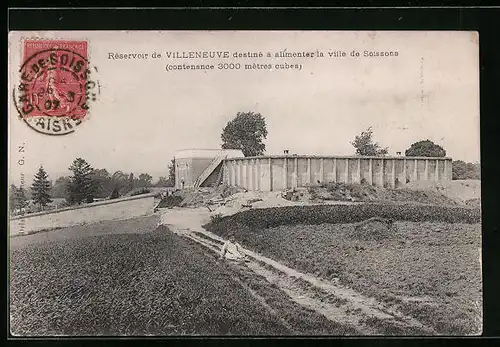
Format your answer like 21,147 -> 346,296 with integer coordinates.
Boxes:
50,170 -> 173,199
10,157 -> 176,215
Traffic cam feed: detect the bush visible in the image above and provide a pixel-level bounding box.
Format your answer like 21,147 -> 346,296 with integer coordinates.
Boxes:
130,188 -> 151,196
58,200 -> 72,208
452,161 -> 480,180
156,195 -> 183,208
210,213 -> 223,224
110,187 -> 120,199
405,140 -> 446,157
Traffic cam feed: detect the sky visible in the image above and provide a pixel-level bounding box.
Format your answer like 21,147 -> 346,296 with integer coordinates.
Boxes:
8,31 -> 480,185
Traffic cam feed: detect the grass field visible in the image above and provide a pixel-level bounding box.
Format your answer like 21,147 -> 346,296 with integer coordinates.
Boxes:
9,215 -> 357,336
205,208 -> 482,335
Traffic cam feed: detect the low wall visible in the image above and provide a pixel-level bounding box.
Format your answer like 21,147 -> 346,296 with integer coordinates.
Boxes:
223,155 -> 453,192
9,194 -> 157,236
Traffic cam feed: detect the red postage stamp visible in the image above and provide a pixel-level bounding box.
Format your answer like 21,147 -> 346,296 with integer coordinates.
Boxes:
14,39 -> 100,135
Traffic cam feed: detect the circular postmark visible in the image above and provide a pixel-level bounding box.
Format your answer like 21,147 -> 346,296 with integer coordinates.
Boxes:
13,40 -> 100,135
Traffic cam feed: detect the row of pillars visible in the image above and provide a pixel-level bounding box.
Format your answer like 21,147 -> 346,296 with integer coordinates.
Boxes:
224,157 -> 451,191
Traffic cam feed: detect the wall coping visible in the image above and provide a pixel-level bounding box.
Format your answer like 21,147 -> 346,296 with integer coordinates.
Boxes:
224,155 -> 453,161
10,193 -> 157,221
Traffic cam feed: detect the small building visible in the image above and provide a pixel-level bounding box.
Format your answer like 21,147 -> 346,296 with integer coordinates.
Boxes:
174,149 -> 244,189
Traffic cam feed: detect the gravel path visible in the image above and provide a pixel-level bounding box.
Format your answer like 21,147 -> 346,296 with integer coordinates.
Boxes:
161,207 -> 435,335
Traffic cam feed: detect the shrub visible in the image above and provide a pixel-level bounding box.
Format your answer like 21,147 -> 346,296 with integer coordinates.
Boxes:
58,200 -> 72,208
130,188 -> 151,196
110,187 -> 120,199
452,161 -> 480,180
156,195 -> 183,208
405,140 -> 446,157
210,213 -> 223,224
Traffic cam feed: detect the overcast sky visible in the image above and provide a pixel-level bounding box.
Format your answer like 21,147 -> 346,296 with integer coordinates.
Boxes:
8,31 -> 480,185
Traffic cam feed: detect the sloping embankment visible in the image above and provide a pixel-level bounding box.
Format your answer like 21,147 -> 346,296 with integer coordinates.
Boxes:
204,203 -> 480,236
10,194 -> 157,236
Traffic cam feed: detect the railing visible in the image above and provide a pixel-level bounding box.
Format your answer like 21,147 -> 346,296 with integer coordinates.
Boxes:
212,161 -> 225,187
194,151 -> 228,188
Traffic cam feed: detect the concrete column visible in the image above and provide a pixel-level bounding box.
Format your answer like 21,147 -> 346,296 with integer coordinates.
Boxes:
320,158 -> 324,183
368,158 -> 373,185
380,159 -> 385,187
233,161 -> 238,186
244,160 -> 248,189
234,160 -> 238,185
357,158 -> 362,184
237,160 -> 241,187
294,157 -> 298,188
269,158 -> 273,191
254,159 -> 259,190
425,159 -> 429,180
345,158 -> 349,183
443,159 -> 448,180
256,158 -> 261,190
240,161 -> 244,187
223,160 -> 228,185
283,157 -> 288,189
243,160 -> 247,189
248,160 -> 252,189
251,159 -> 256,190
333,158 -> 337,183
248,161 -> 252,189
233,160 -> 237,186
435,159 -> 439,181
241,161 -> 246,189
403,159 -> 407,184
414,159 -> 418,181
224,161 -> 228,185
391,159 -> 396,188
307,158 -> 312,184
248,159 -> 253,190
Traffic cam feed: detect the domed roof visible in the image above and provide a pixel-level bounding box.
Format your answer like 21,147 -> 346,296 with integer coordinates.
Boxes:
174,149 -> 244,159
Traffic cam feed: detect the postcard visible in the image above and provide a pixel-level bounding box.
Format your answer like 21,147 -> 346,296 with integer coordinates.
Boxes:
8,31 -> 481,336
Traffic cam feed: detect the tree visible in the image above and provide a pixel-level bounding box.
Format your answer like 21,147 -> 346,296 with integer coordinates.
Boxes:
67,158 -> 96,205
109,186 -> 120,199
9,184 -> 17,212
405,140 -> 446,157
138,173 -> 153,188
155,176 -> 171,187
111,171 -> 129,195
351,127 -> 388,156
452,160 -> 481,180
92,169 -> 112,198
50,176 -> 71,199
168,158 -> 176,186
221,111 -> 268,157
10,184 -> 28,213
126,173 -> 136,193
31,166 -> 53,210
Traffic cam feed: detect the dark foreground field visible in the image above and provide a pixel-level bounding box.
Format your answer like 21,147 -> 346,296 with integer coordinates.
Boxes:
9,215 -> 351,336
206,205 -> 483,335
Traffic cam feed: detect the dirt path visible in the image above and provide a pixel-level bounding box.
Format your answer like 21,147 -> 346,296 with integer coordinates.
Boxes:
159,207 -> 436,335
